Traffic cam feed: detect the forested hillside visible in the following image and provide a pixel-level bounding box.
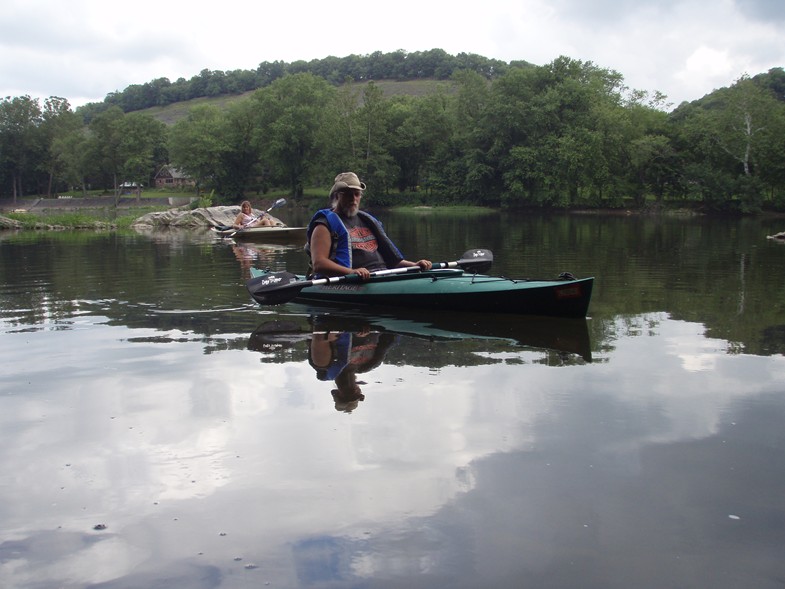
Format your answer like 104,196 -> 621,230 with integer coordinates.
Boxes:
137,80 -> 456,127
76,49 -> 517,122
1,50 -> 784,213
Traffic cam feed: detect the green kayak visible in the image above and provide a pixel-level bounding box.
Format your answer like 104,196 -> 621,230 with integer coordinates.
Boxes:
248,267 -> 594,318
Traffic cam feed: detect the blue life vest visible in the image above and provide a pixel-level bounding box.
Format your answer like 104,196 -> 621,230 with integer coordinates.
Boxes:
306,209 -> 404,278
311,331 -> 352,381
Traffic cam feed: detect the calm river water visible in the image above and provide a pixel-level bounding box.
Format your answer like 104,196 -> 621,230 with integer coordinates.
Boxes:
1,209 -> 784,589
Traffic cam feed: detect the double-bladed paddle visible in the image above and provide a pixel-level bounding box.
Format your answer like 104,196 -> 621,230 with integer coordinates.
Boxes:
246,248 -> 493,306
215,198 -> 287,235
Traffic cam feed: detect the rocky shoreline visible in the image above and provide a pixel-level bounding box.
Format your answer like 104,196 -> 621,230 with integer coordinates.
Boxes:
0,205 -> 283,232
131,205 -> 278,229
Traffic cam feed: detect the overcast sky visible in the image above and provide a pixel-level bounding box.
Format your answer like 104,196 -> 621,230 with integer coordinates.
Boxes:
2,0 -> 783,111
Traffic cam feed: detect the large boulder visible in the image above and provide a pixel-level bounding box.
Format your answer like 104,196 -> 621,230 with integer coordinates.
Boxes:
131,206 -> 283,229
0,215 -> 23,229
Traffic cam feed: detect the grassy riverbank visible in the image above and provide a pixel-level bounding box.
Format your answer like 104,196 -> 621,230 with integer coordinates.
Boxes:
2,208 -> 167,229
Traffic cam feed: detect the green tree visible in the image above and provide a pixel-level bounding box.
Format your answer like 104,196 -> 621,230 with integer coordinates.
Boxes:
480,57 -> 629,207
387,92 -> 451,192
214,100 -> 262,198
51,126 -> 94,195
0,95 -> 43,201
715,76 -> 774,177
481,65 -> 546,204
87,107 -> 166,203
168,105 -> 227,197
38,97 -> 83,196
433,69 -> 493,201
119,112 -> 168,201
628,134 -> 676,204
87,106 -> 126,200
331,77 -> 362,167
354,81 -> 397,194
252,73 -> 337,197
753,100 -> 785,204
676,75 -> 785,211
617,93 -> 674,206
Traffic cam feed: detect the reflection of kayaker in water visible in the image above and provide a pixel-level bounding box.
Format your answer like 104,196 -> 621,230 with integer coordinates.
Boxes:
232,243 -> 276,279
309,329 -> 398,413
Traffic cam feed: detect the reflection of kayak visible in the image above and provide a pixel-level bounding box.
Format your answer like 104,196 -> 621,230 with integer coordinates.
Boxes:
212,225 -> 307,242
308,305 -> 592,362
249,267 -> 593,318
248,306 -> 592,362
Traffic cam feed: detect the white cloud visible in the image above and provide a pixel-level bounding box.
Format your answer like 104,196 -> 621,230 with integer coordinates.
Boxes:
0,0 -> 782,108
675,46 -> 735,97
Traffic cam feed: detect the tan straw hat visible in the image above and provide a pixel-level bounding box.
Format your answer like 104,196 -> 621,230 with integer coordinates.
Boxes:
330,172 -> 366,199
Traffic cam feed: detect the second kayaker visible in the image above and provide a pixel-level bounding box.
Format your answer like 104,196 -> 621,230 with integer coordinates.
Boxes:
306,172 -> 432,280
233,200 -> 275,229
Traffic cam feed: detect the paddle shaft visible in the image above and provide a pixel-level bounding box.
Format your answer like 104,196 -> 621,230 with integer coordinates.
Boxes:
309,248 -> 492,286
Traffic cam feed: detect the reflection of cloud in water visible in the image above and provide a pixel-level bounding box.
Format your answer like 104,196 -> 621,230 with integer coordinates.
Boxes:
586,316 -> 785,448
1,314 -> 784,586
663,319 -> 724,372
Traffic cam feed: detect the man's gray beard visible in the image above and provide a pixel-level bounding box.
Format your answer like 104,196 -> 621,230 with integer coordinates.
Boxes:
336,204 -> 358,218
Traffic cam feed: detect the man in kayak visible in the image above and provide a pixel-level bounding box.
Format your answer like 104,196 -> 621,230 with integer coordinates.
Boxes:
306,172 -> 432,279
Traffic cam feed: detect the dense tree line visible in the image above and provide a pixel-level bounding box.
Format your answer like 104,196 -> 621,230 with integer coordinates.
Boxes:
0,97 -> 167,203
1,55 -> 784,213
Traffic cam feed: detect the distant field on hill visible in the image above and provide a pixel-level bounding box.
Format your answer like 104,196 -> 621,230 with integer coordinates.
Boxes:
140,79 -> 455,125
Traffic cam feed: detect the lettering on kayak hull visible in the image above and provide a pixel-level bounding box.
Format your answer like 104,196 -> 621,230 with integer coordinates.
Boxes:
555,285 -> 582,299
320,285 -> 363,292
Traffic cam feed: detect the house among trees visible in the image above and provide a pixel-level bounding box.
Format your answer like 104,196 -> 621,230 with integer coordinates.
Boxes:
154,165 -> 195,189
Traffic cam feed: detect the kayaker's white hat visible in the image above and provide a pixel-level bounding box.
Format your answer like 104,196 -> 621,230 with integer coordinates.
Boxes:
331,369 -> 365,412
331,388 -> 365,413
330,172 -> 366,199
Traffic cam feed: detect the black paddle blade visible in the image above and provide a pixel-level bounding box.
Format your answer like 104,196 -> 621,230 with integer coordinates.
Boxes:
246,271 -> 303,305
457,249 -> 493,273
